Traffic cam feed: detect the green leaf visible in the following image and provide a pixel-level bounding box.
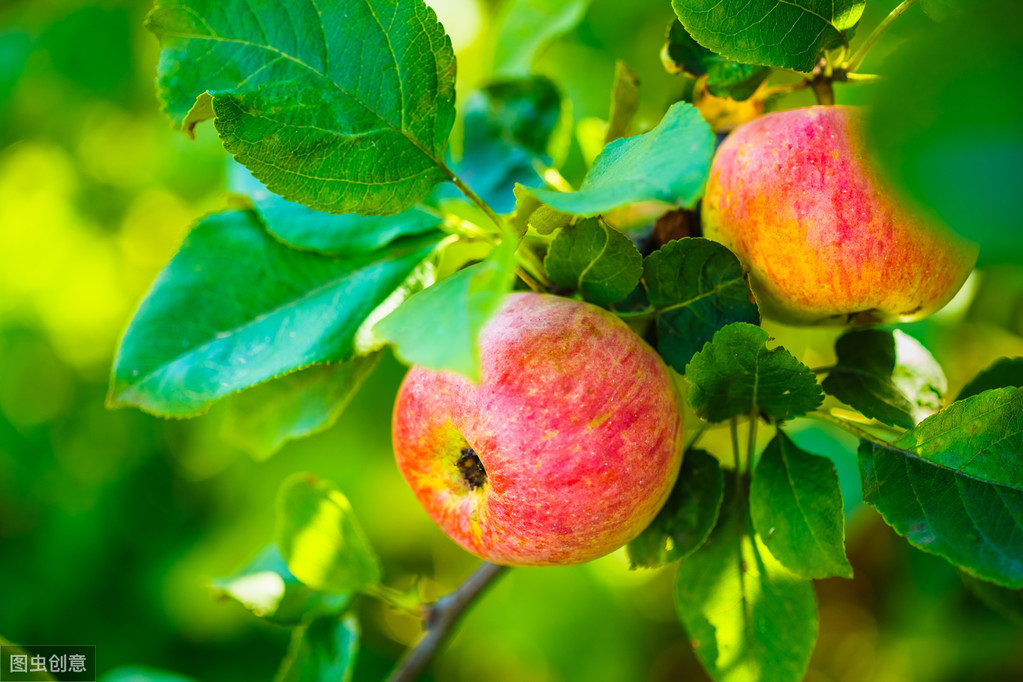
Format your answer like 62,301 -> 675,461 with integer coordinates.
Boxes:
510,186 -> 572,236
676,473 -> 818,682
643,238 -> 760,373
605,60 -> 639,143
374,237 -> 516,381
921,0 -> 965,21
146,0 -> 456,216
661,20 -> 771,101
229,165 -> 441,255
211,544 -> 351,625
957,357 -> 1023,401
672,0 -> 865,72
275,615 -> 359,682
686,323 -> 824,423
544,219 -> 642,306
446,76 -> 565,213
99,669 -> 196,682
960,573 -> 1023,624
108,211 -> 439,418
859,387 -> 1023,587
864,0 -> 1023,265
628,449 -> 724,568
527,102 -> 714,217
751,431 -> 852,579
493,0 -> 592,77
823,330 -> 946,429
276,474 -> 382,594
222,354 -> 381,460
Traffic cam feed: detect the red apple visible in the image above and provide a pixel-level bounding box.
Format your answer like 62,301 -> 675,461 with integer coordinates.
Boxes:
391,293 -> 683,566
702,105 -> 977,325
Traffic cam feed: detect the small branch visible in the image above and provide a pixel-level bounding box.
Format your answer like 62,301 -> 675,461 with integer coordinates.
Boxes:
843,0 -> 920,72
386,562 -> 509,682
804,411 -> 894,447
745,412 -> 759,477
444,168 -> 505,234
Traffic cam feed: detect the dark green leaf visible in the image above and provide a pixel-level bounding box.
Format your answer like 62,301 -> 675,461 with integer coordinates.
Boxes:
956,357 -> 1023,401
605,60 -> 640,143
676,473 -> 818,682
823,329 -> 946,429
864,0 -> 1023,265
147,0 -> 456,215
643,238 -> 760,373
960,573 -> 1023,624
493,0 -> 592,77
374,238 -> 516,381
686,323 -> 824,423
211,544 -> 350,625
446,77 -> 565,213
527,102 -> 714,217
108,211 -> 439,418
544,219 -> 642,306
672,0 -> 865,72
229,165 -> 441,255
661,20 -> 771,101
751,431 -> 852,579
275,615 -> 359,682
859,387 -> 1023,587
628,450 -> 724,568
276,474 -> 381,594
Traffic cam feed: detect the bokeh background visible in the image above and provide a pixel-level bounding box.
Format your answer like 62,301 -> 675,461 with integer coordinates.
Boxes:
1,0 -> 1022,680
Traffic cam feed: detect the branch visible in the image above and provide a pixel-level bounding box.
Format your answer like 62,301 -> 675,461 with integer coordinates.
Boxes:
843,0 -> 920,72
386,562 -> 509,682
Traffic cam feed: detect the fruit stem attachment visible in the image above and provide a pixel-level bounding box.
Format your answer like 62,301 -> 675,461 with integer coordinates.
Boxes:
386,562 -> 509,682
843,0 -> 920,73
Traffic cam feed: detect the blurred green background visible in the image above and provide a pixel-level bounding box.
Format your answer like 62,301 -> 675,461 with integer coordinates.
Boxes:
1,0 -> 1022,680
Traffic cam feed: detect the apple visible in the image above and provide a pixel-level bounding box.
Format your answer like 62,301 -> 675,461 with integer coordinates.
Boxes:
391,293 -> 683,566
701,105 -> 977,325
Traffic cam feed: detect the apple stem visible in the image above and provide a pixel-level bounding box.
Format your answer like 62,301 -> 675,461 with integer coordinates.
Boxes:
386,562 -> 509,682
809,76 -> 835,106
843,0 -> 921,73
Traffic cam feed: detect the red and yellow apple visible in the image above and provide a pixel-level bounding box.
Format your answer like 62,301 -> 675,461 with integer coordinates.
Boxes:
391,293 -> 683,566
702,105 -> 977,325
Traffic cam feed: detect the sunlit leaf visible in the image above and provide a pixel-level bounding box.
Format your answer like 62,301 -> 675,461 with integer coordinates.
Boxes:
672,0 -> 865,72
859,387 -> 1023,587
147,0 -> 456,215
751,431 -> 852,579
527,102 -> 714,217
276,474 -> 381,595
108,211 -> 439,418
643,238 -> 759,373
605,60 -> 639,143
686,323 -> 823,423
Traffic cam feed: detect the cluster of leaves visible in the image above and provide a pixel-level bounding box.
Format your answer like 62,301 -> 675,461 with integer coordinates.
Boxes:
103,0 -> 1023,680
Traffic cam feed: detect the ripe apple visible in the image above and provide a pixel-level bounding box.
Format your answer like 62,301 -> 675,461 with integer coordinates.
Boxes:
391,293 -> 683,566
701,105 -> 977,325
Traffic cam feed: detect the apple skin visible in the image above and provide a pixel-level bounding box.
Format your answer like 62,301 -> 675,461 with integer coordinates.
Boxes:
391,293 -> 683,566
702,105 -> 977,325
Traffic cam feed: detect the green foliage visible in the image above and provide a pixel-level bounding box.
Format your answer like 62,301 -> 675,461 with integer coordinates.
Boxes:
751,431 -> 852,580
661,20 -> 771,101
960,573 -> 1023,625
99,669 -> 197,682
643,238 -> 760,373
493,0 -> 592,77
275,615 -> 359,682
957,357 -> 1023,400
605,61 -> 640,143
229,166 -> 441,255
627,449 -> 724,568
374,237 -> 517,382
108,211 -> 439,417
210,545 -> 351,625
672,0 -> 864,72
544,219 -> 642,305
686,323 -> 824,422
676,473 -> 818,682
147,0 -> 456,215
276,474 -> 382,595
823,329 -> 946,429
221,355 -> 381,460
859,387 -> 1023,587
865,0 -> 1023,265
528,102 -> 714,216
920,0 -> 965,21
